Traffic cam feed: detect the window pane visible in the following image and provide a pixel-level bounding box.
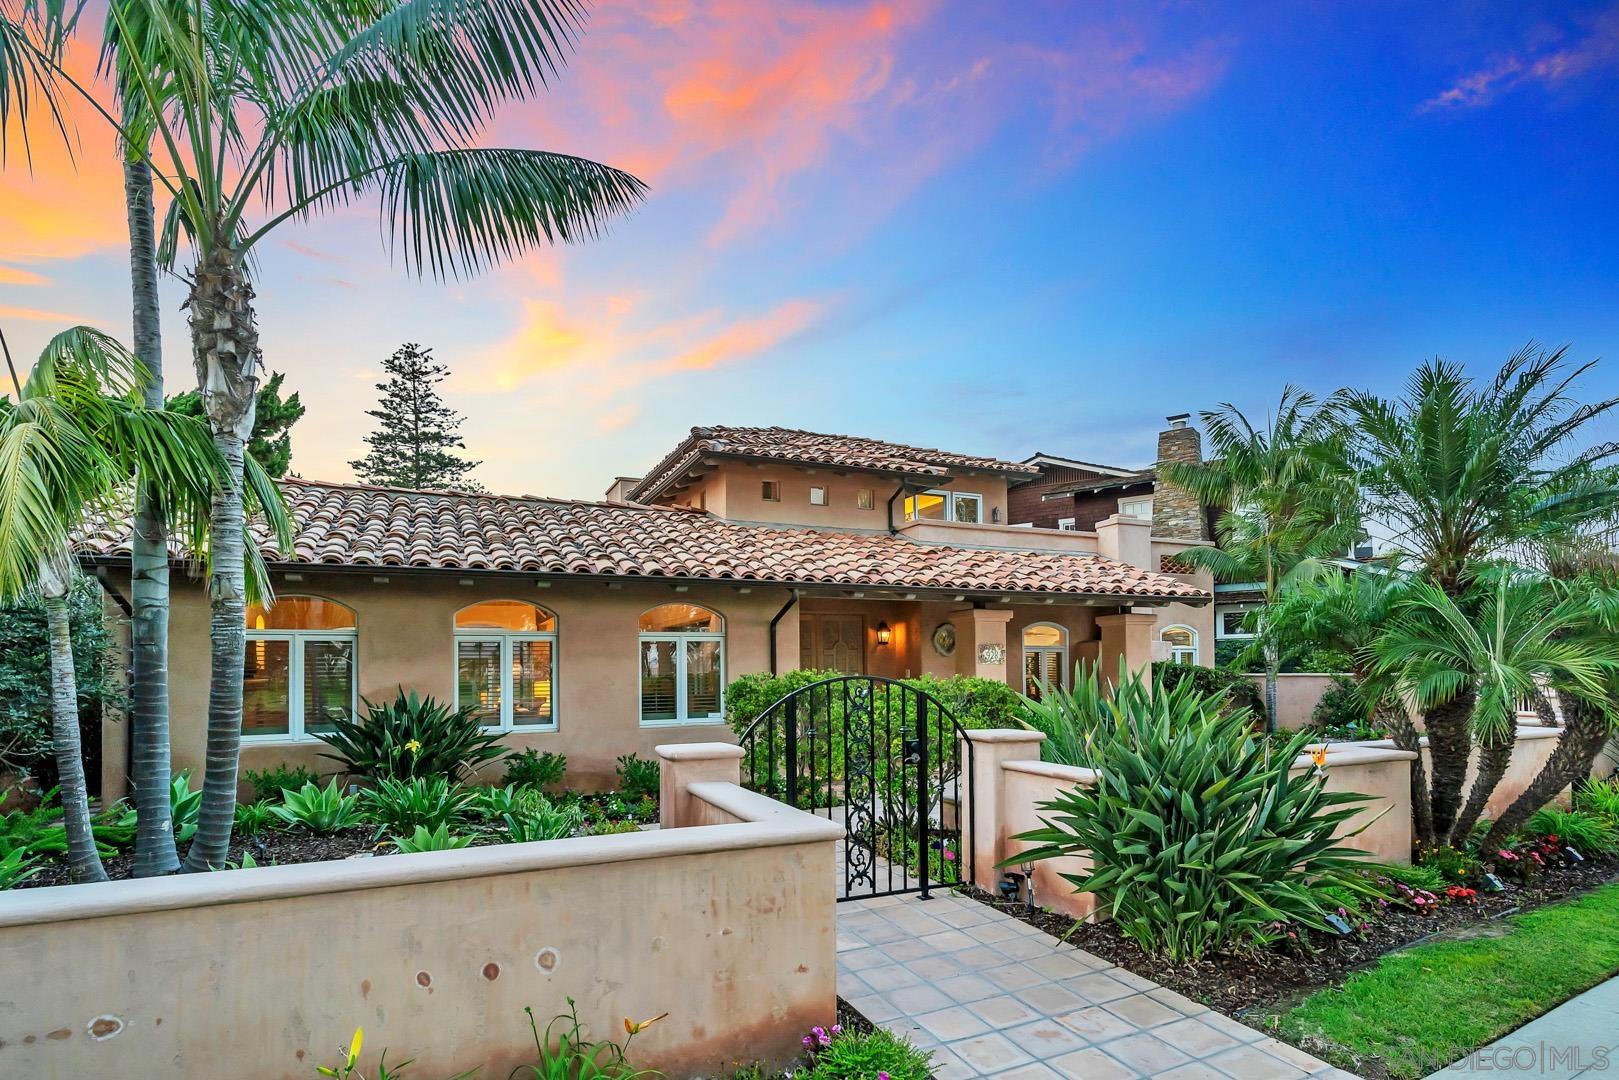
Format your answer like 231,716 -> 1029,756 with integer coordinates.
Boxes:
1042,650 -> 1063,688
512,639 -> 554,727
247,596 -> 355,631
457,640 -> 503,726
1024,652 -> 1044,699
952,495 -> 982,524
640,604 -> 722,633
685,640 -> 721,719
1023,624 -> 1064,648
243,638 -> 291,737
303,640 -> 354,734
455,600 -> 556,632
905,492 -> 947,520
641,640 -> 679,722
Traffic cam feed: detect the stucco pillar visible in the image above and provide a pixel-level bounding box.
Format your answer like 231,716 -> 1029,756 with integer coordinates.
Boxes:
959,729 -> 1046,894
1094,514 -> 1153,569
1096,611 -> 1157,685
955,607 -> 1016,681
656,742 -> 744,829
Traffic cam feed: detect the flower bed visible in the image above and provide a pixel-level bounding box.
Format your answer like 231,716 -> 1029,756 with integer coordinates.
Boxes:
964,851 -> 1619,1016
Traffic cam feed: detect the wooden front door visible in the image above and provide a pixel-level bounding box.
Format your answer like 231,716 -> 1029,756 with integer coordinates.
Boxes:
800,614 -> 866,674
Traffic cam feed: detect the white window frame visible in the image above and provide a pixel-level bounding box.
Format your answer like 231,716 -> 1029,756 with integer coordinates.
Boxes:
1118,495 -> 1153,520
638,628 -> 726,727
1160,624 -> 1199,665
453,615 -> 559,733
1057,517 -> 1077,531
1021,622 -> 1069,695
809,485 -> 828,506
908,488 -> 984,524
242,628 -> 358,744
1215,603 -> 1260,640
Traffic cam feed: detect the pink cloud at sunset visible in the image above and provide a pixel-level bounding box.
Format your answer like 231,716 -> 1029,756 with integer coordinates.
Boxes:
1422,7 -> 1619,110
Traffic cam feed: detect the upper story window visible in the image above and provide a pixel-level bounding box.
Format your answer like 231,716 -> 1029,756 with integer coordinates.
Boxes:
761,480 -> 781,502
454,600 -> 558,731
1119,496 -> 1153,520
639,604 -> 725,726
1022,623 -> 1068,699
809,485 -> 828,506
905,489 -> 983,524
244,596 -> 356,741
857,488 -> 875,510
1216,603 -> 1259,639
1057,517 -> 1077,531
1160,625 -> 1198,665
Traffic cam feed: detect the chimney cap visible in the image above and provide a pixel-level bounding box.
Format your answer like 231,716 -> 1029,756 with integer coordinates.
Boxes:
1165,413 -> 1191,429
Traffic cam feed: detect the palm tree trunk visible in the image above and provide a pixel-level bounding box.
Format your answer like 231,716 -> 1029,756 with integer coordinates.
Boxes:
1379,698 -> 1433,850
1483,695 -> 1613,851
125,156 -> 181,877
1451,724 -> 1515,847
181,247 -> 260,873
40,559 -> 108,883
1424,689 -> 1475,846
1262,640 -> 1279,734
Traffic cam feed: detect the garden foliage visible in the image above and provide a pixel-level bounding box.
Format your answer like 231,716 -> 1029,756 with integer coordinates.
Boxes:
318,689 -> 505,783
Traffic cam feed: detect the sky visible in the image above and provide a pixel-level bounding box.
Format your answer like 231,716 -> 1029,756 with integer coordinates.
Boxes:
3,0 -> 1619,499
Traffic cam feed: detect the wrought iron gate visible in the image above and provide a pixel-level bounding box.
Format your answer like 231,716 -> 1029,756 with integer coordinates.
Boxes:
737,675 -> 975,901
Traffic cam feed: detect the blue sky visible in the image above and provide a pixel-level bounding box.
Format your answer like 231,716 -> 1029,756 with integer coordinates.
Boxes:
4,0 -> 1617,496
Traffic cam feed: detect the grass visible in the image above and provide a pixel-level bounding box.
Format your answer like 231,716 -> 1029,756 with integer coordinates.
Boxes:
1273,883 -> 1619,1079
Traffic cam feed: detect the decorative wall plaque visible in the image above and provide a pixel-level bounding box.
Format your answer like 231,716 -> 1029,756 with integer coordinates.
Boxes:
978,643 -> 1006,665
932,622 -> 957,656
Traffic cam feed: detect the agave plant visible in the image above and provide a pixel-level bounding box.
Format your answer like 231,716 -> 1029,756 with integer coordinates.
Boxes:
317,689 -> 506,783
269,781 -> 363,836
359,776 -> 474,839
1010,702 -> 1382,962
1017,662 -> 1236,769
391,823 -> 475,854
502,797 -> 582,845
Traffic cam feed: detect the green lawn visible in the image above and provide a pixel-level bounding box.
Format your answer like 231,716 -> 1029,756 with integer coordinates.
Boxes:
1272,884 -> 1619,1079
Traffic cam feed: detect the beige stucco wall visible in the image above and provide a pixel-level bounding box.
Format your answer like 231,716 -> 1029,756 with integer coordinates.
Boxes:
101,571 -> 797,798
1246,673 -> 1343,731
0,775 -> 840,1079
1288,745 -> 1417,864
676,463 -> 1012,532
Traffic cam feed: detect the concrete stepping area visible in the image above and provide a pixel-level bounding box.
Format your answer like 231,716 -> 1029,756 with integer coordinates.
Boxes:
837,892 -> 1360,1079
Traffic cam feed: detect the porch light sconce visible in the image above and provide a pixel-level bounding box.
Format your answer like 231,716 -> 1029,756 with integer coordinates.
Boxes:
876,621 -> 892,646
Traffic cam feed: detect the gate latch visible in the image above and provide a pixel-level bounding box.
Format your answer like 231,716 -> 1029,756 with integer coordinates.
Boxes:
902,738 -> 923,765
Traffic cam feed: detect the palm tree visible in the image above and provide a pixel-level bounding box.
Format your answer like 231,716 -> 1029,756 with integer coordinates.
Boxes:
1159,387 -> 1361,729
4,0 -> 647,869
1375,569 -> 1619,849
0,324 -> 241,882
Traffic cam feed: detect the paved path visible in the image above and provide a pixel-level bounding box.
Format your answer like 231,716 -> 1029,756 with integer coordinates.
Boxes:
837,892 -> 1358,1079
1425,974 -> 1619,1078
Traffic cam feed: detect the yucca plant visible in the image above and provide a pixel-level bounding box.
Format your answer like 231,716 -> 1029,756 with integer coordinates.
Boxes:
1010,703 -> 1382,962
391,823 -> 474,854
359,776 -> 474,839
318,689 -> 505,783
270,780 -> 363,836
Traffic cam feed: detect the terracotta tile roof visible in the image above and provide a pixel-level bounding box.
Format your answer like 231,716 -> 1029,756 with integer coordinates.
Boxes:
77,478 -> 1208,602
629,425 -> 1039,502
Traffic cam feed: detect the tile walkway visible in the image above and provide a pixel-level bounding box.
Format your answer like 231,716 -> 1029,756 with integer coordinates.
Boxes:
837,891 -> 1360,1079
1425,974 -> 1619,1078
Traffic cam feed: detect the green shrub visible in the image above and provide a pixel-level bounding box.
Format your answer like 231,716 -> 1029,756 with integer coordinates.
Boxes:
587,818 -> 642,836
1417,845 -> 1482,885
800,1028 -> 933,1080
360,776 -> 474,838
1152,661 -> 1267,725
469,784 -> 534,822
503,795 -> 581,843
233,799 -> 277,839
1574,777 -> 1619,824
724,669 -> 849,734
0,846 -> 38,889
502,748 -> 567,789
1527,807 -> 1619,855
1012,699 -> 1380,962
1374,861 -> 1448,894
615,754 -> 660,800
391,823 -> 474,853
318,689 -> 505,783
901,674 -> 1020,729
242,764 -> 319,803
271,780 -> 363,834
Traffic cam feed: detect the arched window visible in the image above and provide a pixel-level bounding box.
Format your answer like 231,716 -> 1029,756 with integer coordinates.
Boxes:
244,596 -> 356,741
639,604 -> 725,726
454,601 -> 558,731
1022,623 -> 1068,699
1160,625 -> 1198,665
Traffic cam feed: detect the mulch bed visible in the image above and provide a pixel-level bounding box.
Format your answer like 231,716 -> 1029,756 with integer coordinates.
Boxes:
962,853 -> 1619,1018
22,826 -> 385,888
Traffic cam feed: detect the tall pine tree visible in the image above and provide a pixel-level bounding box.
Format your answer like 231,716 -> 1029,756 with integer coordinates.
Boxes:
350,344 -> 484,491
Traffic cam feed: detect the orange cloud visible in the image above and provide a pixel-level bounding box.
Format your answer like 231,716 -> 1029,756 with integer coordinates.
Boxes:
0,302 -> 92,324
0,265 -> 50,286
663,299 -> 821,371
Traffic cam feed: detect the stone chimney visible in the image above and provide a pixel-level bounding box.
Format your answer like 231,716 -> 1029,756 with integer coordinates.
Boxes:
1153,414 -> 1207,541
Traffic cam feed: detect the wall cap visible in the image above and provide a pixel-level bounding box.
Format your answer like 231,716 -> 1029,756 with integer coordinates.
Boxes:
1290,746 -> 1419,769
1003,759 -> 1098,784
656,742 -> 746,762
963,728 -> 1046,745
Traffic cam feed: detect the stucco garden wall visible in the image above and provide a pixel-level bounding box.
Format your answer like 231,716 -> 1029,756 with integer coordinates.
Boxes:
0,746 -> 840,1079
1246,673 -> 1342,731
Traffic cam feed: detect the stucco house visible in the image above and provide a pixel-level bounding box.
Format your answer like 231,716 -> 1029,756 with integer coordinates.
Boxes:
82,425 -> 1212,796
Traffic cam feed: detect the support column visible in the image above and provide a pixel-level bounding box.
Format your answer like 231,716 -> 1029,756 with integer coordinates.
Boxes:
959,729 -> 1046,894
955,607 -> 1016,681
655,742 -> 744,829
1094,513 -> 1153,569
1096,610 -> 1158,685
